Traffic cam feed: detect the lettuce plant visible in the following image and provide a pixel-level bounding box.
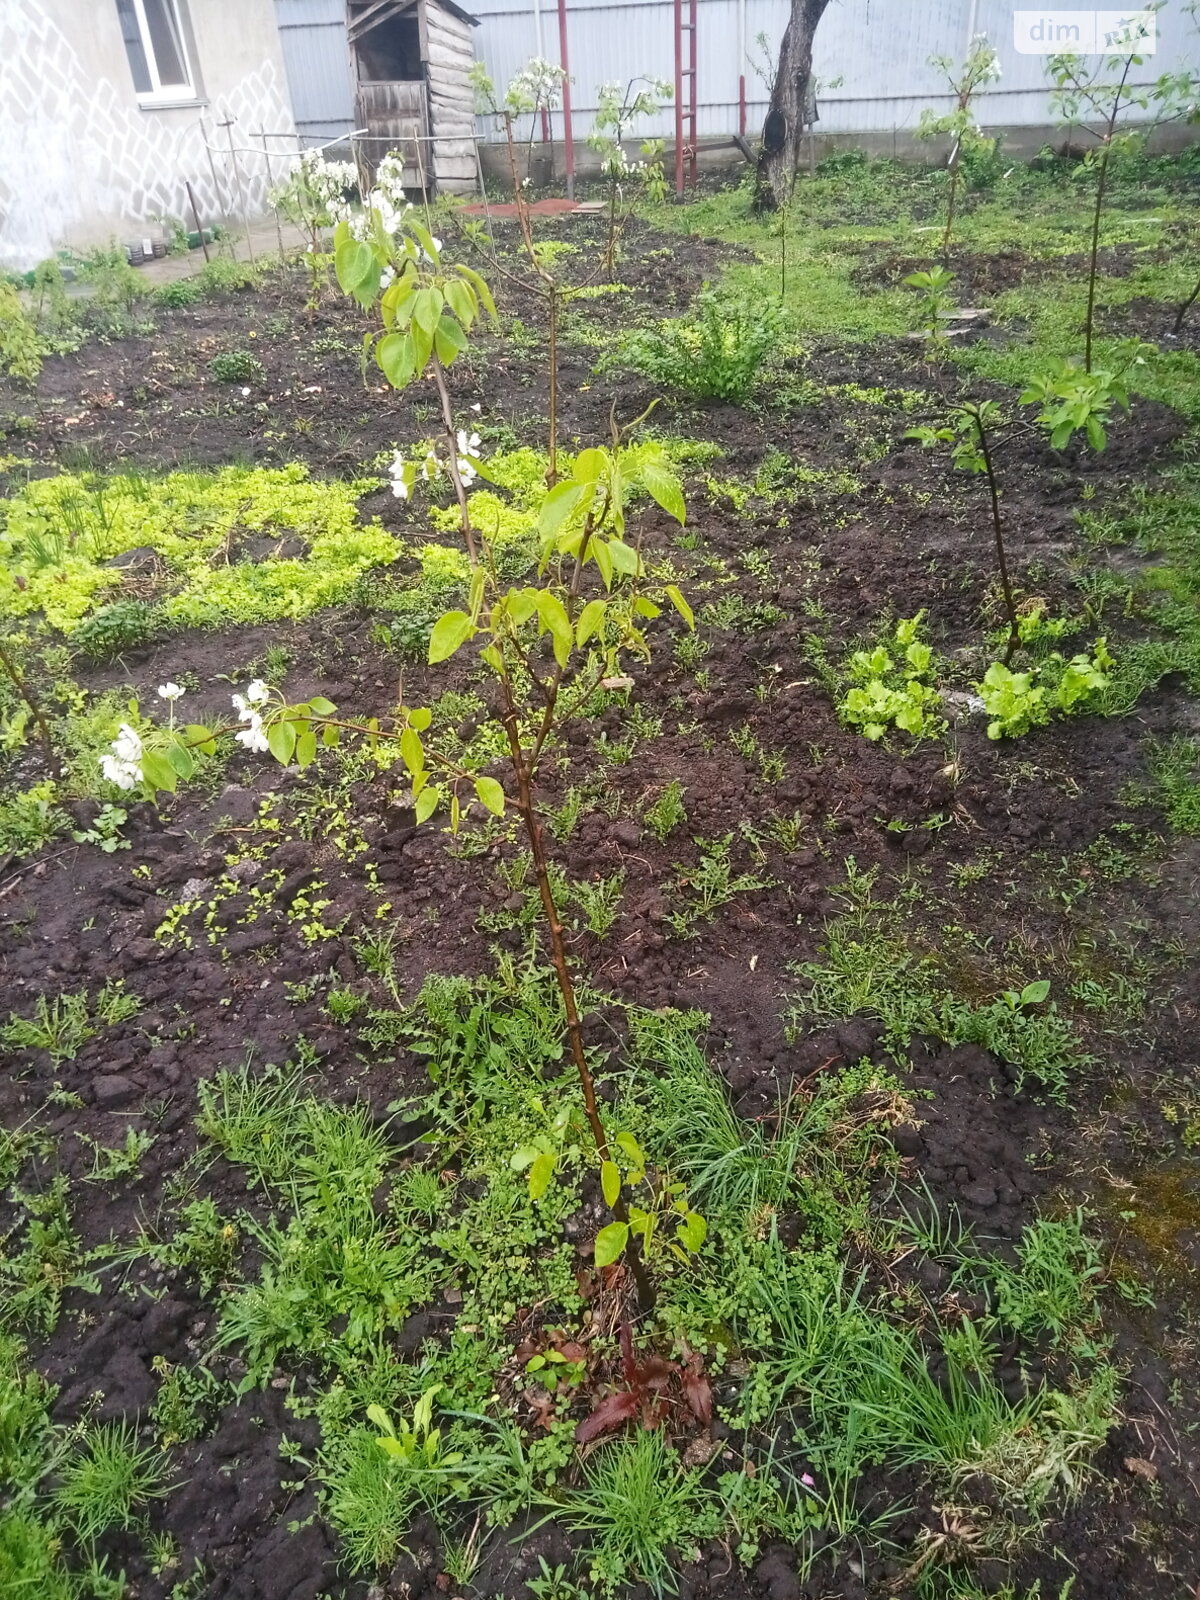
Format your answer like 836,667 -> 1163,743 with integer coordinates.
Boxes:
841,614 -> 943,742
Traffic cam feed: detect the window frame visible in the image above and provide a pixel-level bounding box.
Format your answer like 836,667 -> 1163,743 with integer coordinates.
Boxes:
120,0 -> 198,107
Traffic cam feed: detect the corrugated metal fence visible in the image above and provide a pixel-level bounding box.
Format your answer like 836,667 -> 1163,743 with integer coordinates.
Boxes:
276,0 -> 357,144
275,0 -> 1198,149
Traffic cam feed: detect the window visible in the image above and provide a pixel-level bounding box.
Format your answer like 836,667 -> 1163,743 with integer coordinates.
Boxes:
115,0 -> 196,104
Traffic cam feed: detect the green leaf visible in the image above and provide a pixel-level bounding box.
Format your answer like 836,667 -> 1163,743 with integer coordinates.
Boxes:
1020,979 -> 1051,1005
510,1145 -> 539,1171
267,720 -> 297,765
594,1221 -> 629,1268
400,726 -> 424,777
166,741 -> 194,778
601,1160 -> 621,1207
641,461 -> 686,524
675,1211 -> 707,1253
474,776 -> 505,816
505,588 -> 539,626
528,1150 -> 556,1201
140,749 -> 177,794
607,539 -> 640,577
434,314 -> 468,367
591,537 -> 613,589
573,447 -> 608,483
408,218 -> 440,262
633,596 -> 661,619
184,724 -> 217,755
367,1403 -> 395,1436
428,610 -> 475,664
537,591 -> 573,668
410,315 -> 434,377
413,286 -> 444,337
444,277 -> 476,329
335,238 -> 376,299
576,598 -> 607,646
455,262 -> 497,321
537,481 -> 586,536
415,784 -> 441,824
307,695 -> 336,716
376,331 -> 416,390
409,707 -> 432,731
615,1132 -> 645,1167
664,584 -> 694,630
295,729 -> 318,768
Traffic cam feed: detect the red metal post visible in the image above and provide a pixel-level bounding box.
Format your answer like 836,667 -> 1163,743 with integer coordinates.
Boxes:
557,0 -> 575,199
674,0 -> 697,195
673,0 -> 684,196
687,0 -> 697,186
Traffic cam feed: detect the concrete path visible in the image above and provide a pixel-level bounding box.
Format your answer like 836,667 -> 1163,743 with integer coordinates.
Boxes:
135,217 -> 309,285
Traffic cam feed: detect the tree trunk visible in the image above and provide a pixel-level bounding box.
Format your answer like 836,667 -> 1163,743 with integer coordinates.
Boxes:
753,0 -> 832,211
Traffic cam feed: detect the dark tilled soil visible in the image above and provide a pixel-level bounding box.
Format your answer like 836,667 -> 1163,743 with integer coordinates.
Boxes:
2,215 -> 1199,1599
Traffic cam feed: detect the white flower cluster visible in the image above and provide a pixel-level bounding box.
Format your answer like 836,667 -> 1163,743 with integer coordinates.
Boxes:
390,430 -> 482,501
969,34 -> 1002,82
274,149 -> 357,212
601,150 -> 649,180
232,679 -> 271,753
351,188 -> 412,241
101,723 -> 144,790
507,57 -> 568,112
375,152 -> 411,209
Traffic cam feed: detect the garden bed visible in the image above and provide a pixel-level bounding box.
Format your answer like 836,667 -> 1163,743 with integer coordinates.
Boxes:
2,160 -> 1200,1600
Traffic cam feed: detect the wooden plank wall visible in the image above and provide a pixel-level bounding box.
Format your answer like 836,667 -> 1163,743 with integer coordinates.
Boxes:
357,78 -> 427,186
424,1 -> 477,192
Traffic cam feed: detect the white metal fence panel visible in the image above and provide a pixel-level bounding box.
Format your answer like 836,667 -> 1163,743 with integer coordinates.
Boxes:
469,0 -> 1198,141
276,0 -> 357,144
272,0 -> 1199,151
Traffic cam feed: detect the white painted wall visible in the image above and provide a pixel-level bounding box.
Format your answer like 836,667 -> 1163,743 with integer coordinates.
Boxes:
0,0 -> 297,268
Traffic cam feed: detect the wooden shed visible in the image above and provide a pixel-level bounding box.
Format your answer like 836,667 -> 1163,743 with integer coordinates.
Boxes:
347,0 -> 478,195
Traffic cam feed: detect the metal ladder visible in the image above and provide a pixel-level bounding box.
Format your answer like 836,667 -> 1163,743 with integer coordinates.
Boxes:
673,0 -> 697,195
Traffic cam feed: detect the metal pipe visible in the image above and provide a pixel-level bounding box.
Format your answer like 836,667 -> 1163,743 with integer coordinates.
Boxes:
533,0 -> 550,141
673,0 -> 684,194
556,0 -> 575,198
737,0 -> 746,136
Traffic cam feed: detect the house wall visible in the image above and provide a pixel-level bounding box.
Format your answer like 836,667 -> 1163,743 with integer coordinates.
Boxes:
0,0 -> 296,269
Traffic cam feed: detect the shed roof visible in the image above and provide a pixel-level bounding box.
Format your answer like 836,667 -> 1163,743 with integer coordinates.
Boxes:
347,0 -> 479,39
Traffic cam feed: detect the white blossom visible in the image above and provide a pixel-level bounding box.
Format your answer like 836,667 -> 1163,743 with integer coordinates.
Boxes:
506,57 -> 568,115
157,682 -> 184,701
232,680 -> 271,728
235,714 -> 270,753
241,386 -> 251,397
375,152 -> 411,210
101,722 -> 143,789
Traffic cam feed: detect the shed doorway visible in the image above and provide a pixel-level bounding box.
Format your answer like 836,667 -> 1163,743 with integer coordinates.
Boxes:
349,1 -> 429,188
